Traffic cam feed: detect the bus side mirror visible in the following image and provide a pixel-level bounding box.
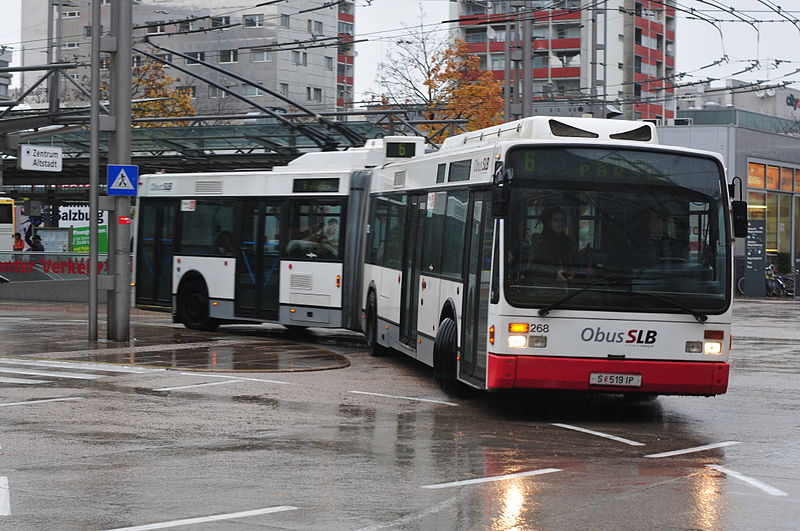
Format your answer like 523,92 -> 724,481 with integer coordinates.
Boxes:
492,186 -> 508,218
731,200 -> 747,238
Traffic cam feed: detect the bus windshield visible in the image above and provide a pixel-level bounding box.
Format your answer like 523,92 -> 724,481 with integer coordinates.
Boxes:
504,146 -> 729,314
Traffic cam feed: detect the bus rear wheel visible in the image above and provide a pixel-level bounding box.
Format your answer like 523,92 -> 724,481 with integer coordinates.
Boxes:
177,279 -> 220,331
433,318 -> 472,397
365,291 -> 385,357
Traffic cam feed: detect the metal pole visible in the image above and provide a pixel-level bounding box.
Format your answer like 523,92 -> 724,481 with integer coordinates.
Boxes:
88,0 -> 101,340
504,21 -> 511,120
522,10 -> 532,117
46,0 -> 56,115
107,0 -> 132,342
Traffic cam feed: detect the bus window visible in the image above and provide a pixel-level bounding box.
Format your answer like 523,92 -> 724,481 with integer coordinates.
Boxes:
178,199 -> 235,255
421,192 -> 446,274
286,200 -> 343,260
383,195 -> 407,269
442,190 -> 468,279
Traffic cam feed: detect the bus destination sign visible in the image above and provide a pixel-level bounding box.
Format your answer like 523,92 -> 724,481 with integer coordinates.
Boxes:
292,178 -> 339,193
385,142 -> 416,158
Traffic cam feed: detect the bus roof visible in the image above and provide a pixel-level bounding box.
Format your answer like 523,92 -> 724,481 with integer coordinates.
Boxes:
440,116 -> 658,150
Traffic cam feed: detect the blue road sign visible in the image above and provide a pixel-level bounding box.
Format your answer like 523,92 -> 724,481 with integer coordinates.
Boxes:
107,164 -> 139,196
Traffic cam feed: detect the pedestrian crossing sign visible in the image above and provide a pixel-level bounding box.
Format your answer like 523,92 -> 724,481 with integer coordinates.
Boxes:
107,164 -> 139,196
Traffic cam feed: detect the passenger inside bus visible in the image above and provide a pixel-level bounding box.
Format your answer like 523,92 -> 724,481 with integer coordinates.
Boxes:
214,230 -> 234,255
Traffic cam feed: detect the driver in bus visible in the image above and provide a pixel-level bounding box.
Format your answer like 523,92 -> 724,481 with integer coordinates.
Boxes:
528,206 -> 578,282
638,211 -> 687,264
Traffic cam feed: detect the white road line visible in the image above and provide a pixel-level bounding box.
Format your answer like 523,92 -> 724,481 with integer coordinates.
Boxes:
421,468 -> 562,489
0,368 -> 103,380
0,476 -> 9,516
154,380 -> 241,391
104,505 -> 299,530
350,390 -> 458,407
178,372 -> 295,385
645,441 -> 740,458
0,358 -> 166,374
0,397 -> 84,407
0,376 -> 50,384
551,423 -> 646,446
17,339 -> 259,360
706,465 -> 789,497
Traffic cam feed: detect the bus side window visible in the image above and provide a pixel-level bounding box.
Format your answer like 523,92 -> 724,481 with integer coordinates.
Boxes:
383,195 -> 407,269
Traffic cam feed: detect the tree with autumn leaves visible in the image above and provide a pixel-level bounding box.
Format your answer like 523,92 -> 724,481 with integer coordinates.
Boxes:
130,54 -> 195,126
372,21 -> 503,143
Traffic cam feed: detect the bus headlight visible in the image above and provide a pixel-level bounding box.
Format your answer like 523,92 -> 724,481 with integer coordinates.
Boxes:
704,341 -> 723,355
508,335 -> 527,348
685,341 -> 703,353
529,335 -> 547,348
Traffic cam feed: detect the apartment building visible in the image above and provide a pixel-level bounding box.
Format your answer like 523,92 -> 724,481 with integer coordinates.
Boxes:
0,47 -> 11,100
20,0 -> 355,115
453,0 -> 677,120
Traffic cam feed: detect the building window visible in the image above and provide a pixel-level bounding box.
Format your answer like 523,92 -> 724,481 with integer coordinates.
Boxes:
177,86 -> 196,98
219,49 -> 238,63
781,167 -> 794,191
251,49 -> 272,62
156,53 -> 172,63
292,51 -> 307,66
186,52 -> 205,65
279,83 -> 289,96
306,87 -> 322,101
308,20 -> 323,35
83,26 -> 92,38
178,21 -> 194,32
748,162 -> 766,189
325,56 -> 334,71
211,16 -> 230,28
208,85 -> 227,98
145,23 -> 166,34
62,10 -> 80,18
766,165 -> 780,190
132,56 -> 142,68
280,14 -> 290,28
338,21 -> 353,35
60,42 -> 80,49
243,85 -> 264,97
243,14 -> 264,28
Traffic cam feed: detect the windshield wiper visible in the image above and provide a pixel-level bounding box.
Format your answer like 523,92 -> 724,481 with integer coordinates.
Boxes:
623,289 -> 708,323
538,275 -> 622,317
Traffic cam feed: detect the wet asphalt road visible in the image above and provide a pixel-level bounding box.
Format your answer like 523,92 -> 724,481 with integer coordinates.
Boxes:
0,300 -> 797,530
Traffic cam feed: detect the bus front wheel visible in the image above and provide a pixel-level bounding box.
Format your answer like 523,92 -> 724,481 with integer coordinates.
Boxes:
177,279 -> 220,331
365,291 -> 385,357
433,318 -> 470,397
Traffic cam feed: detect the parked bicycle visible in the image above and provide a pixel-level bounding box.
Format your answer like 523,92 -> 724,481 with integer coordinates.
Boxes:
737,264 -> 795,297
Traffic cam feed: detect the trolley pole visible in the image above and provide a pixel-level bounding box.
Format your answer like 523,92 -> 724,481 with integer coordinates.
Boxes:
106,0 -> 133,342
88,0 -> 101,340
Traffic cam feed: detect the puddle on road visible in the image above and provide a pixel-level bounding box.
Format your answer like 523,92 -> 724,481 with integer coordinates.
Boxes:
71,342 -> 350,372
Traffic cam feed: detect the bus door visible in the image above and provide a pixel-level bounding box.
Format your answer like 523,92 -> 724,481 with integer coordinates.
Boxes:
136,199 -> 177,307
235,201 -> 282,319
460,191 -> 494,385
399,194 -> 426,348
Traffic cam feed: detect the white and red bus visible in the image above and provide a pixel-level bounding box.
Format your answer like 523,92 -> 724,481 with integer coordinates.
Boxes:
135,137 -> 424,331
361,116 -> 744,397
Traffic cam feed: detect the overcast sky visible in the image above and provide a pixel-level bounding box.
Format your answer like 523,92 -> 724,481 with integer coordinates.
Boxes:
1,0 -> 798,103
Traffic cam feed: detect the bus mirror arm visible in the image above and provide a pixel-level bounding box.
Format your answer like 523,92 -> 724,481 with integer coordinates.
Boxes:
731,200 -> 747,238
492,186 -> 508,218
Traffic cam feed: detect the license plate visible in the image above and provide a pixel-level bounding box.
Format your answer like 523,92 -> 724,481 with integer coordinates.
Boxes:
589,373 -> 642,387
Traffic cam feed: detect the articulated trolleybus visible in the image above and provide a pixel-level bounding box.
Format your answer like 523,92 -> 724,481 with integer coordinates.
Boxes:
363,116 -> 742,397
135,138 -> 421,332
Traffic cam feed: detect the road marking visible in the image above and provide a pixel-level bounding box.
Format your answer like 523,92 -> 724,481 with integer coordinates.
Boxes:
706,465 -> 788,496
0,376 -> 50,384
350,391 -> 458,407
0,358 -> 166,374
0,476 -> 9,516
421,468 -> 562,489
0,397 -> 84,407
645,441 -> 740,458
154,380 -> 241,391
178,372 -> 295,385
551,423 -> 646,446
0,368 -> 103,380
16,339 -> 260,360
104,505 -> 298,530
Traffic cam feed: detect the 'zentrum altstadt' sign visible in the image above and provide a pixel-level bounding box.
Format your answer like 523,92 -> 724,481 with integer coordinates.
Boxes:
17,145 -> 62,172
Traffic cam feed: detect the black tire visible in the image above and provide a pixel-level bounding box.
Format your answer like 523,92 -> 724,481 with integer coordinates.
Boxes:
365,290 -> 386,356
433,318 -> 474,397
177,279 -> 220,331
737,276 -> 745,296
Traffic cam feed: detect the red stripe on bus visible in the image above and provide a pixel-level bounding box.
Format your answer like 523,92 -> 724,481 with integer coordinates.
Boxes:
487,354 -> 729,395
